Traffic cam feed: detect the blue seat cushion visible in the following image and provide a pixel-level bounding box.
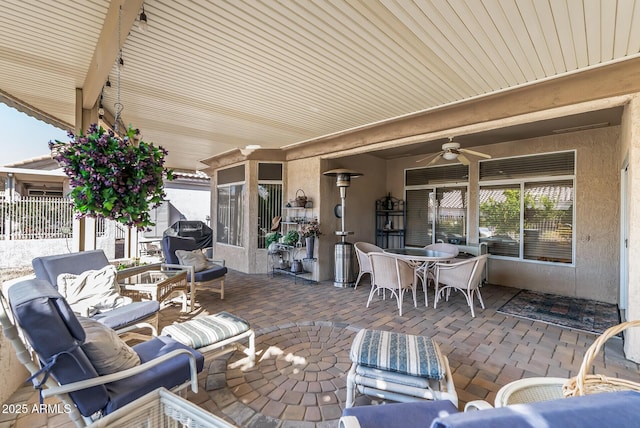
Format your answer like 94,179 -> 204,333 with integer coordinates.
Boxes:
343,400 -> 459,428
104,336 -> 204,415
430,391 -> 640,428
162,236 -> 198,265
193,265 -> 228,282
9,279 -> 109,417
161,235 -> 227,281
161,312 -> 250,349
91,300 -> 160,330
32,250 -> 111,288
350,329 -> 445,380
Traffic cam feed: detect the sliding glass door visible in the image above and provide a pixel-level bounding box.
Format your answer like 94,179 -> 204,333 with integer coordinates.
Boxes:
405,186 -> 468,247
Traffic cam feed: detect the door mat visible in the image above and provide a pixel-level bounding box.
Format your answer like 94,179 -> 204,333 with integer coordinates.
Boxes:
497,289 -> 620,335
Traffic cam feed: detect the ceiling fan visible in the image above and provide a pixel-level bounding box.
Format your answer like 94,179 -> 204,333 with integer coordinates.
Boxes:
416,137 -> 492,166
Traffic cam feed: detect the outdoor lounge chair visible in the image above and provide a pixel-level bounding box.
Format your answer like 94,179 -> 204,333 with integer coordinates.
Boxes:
32,250 -> 161,336
161,235 -> 227,308
340,390 -> 640,428
346,328 -> 458,408
0,279 -> 204,427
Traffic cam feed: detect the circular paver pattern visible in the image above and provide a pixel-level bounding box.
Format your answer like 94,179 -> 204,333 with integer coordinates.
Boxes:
209,321 -> 360,427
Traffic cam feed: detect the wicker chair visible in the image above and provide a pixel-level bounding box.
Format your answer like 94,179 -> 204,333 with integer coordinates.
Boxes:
354,242 -> 383,290
417,243 -> 461,299
494,377 -> 567,407
433,254 -> 489,317
367,252 -> 417,316
563,320 -> 640,397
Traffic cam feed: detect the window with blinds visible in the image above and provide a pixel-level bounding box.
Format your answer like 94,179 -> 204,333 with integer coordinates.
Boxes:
405,164 -> 469,247
405,189 -> 432,246
257,163 -> 283,249
479,184 -> 521,258
479,151 -> 575,264
217,165 -> 246,247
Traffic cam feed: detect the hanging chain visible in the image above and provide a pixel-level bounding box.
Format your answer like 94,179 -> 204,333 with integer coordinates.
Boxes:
114,5 -> 123,133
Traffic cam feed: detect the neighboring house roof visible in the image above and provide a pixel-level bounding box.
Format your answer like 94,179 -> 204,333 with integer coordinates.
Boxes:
0,159 -> 209,192
3,154 -> 58,170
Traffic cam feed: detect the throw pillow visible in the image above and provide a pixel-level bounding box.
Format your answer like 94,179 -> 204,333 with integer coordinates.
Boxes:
57,265 -> 133,317
175,249 -> 209,272
77,317 -> 140,375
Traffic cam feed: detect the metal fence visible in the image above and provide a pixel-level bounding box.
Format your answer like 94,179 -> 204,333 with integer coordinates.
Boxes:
1,196 -> 74,240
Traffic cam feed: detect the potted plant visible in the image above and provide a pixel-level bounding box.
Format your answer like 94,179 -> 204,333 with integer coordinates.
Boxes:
283,230 -> 300,246
300,220 -> 321,259
265,231 -> 282,252
49,124 -> 173,230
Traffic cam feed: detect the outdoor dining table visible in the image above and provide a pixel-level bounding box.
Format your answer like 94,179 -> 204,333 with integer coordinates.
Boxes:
383,247 -> 457,306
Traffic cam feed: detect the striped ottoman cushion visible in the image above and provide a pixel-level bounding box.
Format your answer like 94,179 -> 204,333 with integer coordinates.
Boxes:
161,312 -> 250,349
350,329 -> 445,380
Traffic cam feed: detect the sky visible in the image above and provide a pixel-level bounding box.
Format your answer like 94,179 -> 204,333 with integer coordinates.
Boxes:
0,103 -> 69,166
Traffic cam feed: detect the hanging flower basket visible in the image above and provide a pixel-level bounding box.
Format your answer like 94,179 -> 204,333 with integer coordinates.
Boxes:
50,124 -> 173,230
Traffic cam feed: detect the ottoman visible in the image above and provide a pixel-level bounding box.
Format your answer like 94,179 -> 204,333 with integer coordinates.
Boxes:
161,311 -> 255,365
346,329 -> 458,407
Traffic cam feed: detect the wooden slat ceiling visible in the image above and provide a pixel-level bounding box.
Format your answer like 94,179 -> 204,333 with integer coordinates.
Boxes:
1,0 -> 640,170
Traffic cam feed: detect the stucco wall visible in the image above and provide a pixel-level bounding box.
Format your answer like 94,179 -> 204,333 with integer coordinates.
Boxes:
0,234 -> 116,269
211,162 -> 250,273
319,155 -> 388,282
164,187 -> 211,223
624,96 -> 640,361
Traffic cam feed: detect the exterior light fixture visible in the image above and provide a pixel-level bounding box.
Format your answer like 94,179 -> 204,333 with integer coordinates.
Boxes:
138,6 -> 148,32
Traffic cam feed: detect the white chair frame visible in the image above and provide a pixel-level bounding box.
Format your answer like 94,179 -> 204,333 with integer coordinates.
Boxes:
367,252 -> 417,316
433,254 -> 489,317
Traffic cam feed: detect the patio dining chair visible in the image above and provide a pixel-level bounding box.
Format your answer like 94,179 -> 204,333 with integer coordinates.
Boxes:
367,252 -> 417,316
433,254 -> 489,317
354,242 -> 383,289
417,243 -> 460,289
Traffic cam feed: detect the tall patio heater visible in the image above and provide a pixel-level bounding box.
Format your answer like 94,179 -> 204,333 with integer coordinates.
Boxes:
323,168 -> 363,287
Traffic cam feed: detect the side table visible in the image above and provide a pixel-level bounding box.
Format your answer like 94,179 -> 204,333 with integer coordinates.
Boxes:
119,268 -> 189,312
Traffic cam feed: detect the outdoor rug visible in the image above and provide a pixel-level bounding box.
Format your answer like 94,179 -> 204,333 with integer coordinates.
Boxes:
498,289 -> 620,335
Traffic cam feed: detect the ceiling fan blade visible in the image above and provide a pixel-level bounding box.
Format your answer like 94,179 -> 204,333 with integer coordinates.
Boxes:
416,152 -> 442,163
457,153 -> 470,165
427,153 -> 443,166
459,148 -> 491,158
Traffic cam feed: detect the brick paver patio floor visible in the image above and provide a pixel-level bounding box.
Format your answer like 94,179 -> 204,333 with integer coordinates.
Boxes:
3,269 -> 640,427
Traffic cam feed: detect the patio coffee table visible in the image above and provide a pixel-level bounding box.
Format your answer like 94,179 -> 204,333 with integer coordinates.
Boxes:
119,268 -> 189,312
87,387 -> 235,427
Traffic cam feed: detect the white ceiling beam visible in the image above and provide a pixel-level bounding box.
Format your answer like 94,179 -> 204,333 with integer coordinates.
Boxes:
82,0 -> 143,109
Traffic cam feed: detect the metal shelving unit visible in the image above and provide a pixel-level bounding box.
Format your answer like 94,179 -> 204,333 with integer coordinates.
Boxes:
375,195 -> 405,249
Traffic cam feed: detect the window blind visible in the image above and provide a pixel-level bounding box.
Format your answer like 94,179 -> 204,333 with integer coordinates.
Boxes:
480,151 -> 574,181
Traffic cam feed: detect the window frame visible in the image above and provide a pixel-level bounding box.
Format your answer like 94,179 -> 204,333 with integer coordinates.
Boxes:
216,180 -> 245,248
478,151 -> 576,266
404,164 -> 470,247
257,180 -> 283,249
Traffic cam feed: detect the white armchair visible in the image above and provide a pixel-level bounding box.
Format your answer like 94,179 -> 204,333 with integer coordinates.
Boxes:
433,254 -> 489,317
354,242 -> 383,289
367,252 -> 417,316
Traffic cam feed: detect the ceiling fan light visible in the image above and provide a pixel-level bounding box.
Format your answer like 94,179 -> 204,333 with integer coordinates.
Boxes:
442,151 -> 457,160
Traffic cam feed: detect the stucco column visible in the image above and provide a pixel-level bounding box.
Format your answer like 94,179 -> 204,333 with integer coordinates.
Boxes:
624,95 -> 640,362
